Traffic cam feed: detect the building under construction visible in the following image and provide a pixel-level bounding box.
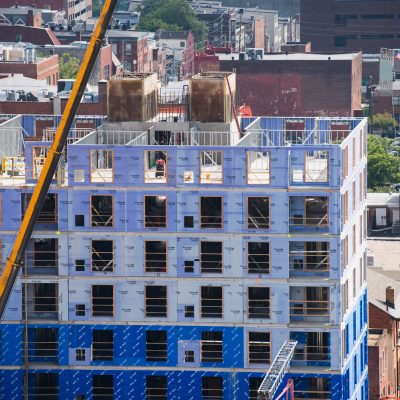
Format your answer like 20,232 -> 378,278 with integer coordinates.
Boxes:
0,72 -> 368,399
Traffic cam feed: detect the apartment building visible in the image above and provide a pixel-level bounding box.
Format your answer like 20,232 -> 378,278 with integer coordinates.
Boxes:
0,72 -> 368,399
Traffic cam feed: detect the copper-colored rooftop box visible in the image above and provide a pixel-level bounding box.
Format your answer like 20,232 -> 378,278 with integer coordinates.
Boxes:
107,72 -> 158,122
189,72 -> 236,123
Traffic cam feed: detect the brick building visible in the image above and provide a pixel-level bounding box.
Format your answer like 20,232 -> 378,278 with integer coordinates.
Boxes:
368,242 -> 400,399
0,0 -> 92,21
39,42 -> 113,85
195,52 -> 363,117
0,44 -> 59,84
55,30 -> 151,74
0,6 -> 42,27
301,0 -> 400,53
0,25 -> 60,45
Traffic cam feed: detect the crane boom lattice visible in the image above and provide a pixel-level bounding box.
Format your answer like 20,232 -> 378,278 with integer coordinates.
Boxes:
257,340 -> 297,400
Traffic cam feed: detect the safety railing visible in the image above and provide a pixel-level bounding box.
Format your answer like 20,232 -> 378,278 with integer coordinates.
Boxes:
289,300 -> 330,322
293,390 -> 331,399
248,300 -> 271,319
144,215 -> 167,228
293,345 -> 330,365
289,215 -> 329,230
289,251 -> 329,274
200,301 -> 223,318
145,298 -> 168,317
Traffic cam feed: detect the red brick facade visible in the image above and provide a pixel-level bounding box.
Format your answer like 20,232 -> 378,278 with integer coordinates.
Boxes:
369,303 -> 400,399
0,54 -> 59,84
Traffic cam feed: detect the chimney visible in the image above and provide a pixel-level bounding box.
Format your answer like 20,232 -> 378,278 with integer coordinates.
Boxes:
27,9 -> 34,27
386,286 -> 395,308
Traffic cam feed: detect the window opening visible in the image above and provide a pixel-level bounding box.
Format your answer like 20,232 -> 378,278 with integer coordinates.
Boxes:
92,285 -> 114,317
185,350 -> 195,362
249,377 -> 263,400
247,242 -> 269,274
304,150 -> 328,182
200,151 -> 223,184
34,373 -> 58,400
247,151 -> 270,184
200,197 -> 222,228
145,195 -> 167,228
248,332 -> 271,364
93,375 -> 113,400
201,286 -> 223,318
76,349 -> 86,361
145,241 -> 167,272
146,330 -> 167,361
90,149 -> 113,183
305,197 -> 328,227
145,286 -> 167,317
200,242 -> 222,273
144,150 -> 167,183
202,376 -> 223,400
247,197 -> 269,229
185,305 -> 194,318
91,240 -> 114,272
146,376 -> 167,400
92,330 -> 114,361
248,287 -> 270,318
76,304 -> 85,317
91,195 -> 113,227
201,331 -> 223,362
22,193 -> 58,226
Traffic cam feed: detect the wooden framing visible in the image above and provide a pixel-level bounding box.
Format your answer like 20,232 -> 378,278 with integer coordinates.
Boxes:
246,150 -> 270,185
352,224 -> 356,255
200,286 -> 223,318
247,241 -> 270,274
144,150 -> 168,183
289,241 -> 329,273
144,285 -> 168,318
352,137 -> 356,168
248,331 -> 271,365
144,195 -> 167,228
247,287 -> 270,319
246,196 -> 270,230
352,181 -> 356,212
144,240 -> 167,273
91,284 -> 114,317
200,241 -> 223,274
199,150 -> 223,184
199,196 -> 223,229
343,235 -> 349,269
90,149 -> 114,183
90,194 -> 114,228
342,192 -> 348,225
32,146 -> 50,179
90,239 -> 114,272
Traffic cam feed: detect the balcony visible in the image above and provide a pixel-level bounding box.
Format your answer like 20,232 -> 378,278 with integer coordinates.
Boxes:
289,196 -> 329,233
289,242 -> 329,277
290,332 -> 330,367
25,327 -> 59,365
289,287 -> 330,323
24,238 -> 58,276
23,283 -> 59,320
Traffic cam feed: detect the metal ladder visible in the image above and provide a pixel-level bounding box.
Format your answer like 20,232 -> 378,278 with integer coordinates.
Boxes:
257,340 -> 297,400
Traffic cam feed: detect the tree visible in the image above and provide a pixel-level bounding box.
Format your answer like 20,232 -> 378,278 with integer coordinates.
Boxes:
59,53 -> 80,79
370,112 -> 397,135
367,135 -> 400,191
137,0 -> 207,46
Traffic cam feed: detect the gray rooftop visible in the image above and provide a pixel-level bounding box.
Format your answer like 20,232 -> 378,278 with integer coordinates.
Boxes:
218,52 -> 361,61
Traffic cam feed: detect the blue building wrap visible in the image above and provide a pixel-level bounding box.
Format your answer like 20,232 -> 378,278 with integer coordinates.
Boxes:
0,115 -> 368,399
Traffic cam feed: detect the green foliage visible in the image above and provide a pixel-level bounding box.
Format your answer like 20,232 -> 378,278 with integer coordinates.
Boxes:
370,112 -> 397,133
59,53 -> 80,79
367,135 -> 400,191
137,0 -> 207,46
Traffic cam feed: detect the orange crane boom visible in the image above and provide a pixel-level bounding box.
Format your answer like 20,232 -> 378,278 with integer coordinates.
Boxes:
0,0 -> 118,317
